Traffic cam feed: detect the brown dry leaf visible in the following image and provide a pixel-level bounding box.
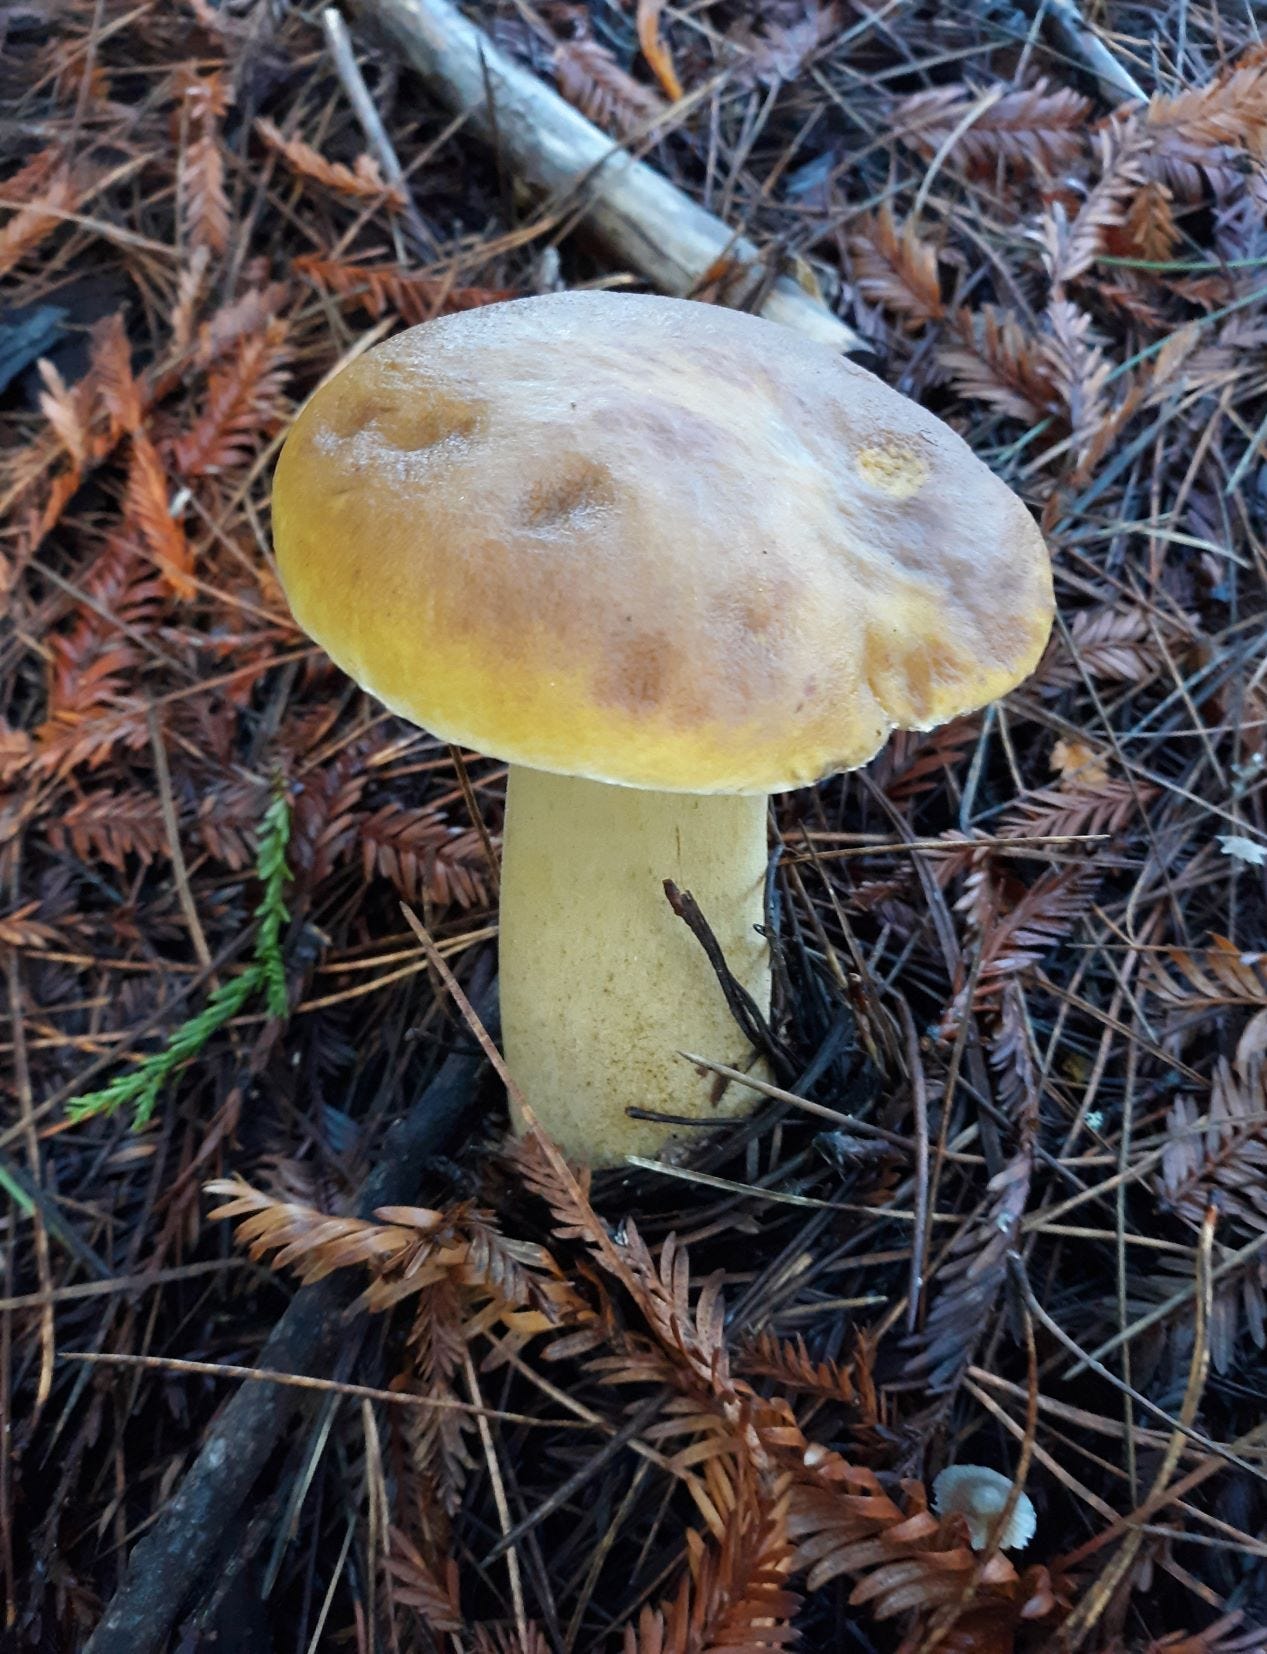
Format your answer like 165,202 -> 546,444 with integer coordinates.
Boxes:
296,254 -> 515,324
206,1175 -> 446,1282
386,1531 -> 464,1631
42,535 -> 161,728
92,312 -> 144,436
897,79 -> 1092,173
553,38 -> 667,139
997,778 -> 1151,843
178,71 -> 232,254
1153,936 -> 1267,1010
125,434 -> 194,598
1143,50 -> 1267,193
0,146 -> 66,205
940,306 -> 1058,423
1237,1010 -> 1267,1067
195,280 -> 291,364
848,206 -> 942,328
1156,1058 -> 1267,1235
0,166 -> 76,279
740,1332 -> 861,1409
170,319 -> 291,478
626,1461 -> 799,1652
0,722 -> 33,778
37,359 -> 90,468
0,902 -> 61,949
943,858 -> 1099,1030
1051,738 -> 1111,789
1107,178 -> 1179,262
728,1 -> 842,86
1042,122 -> 1151,284
182,131 -> 229,255
255,117 -> 406,209
49,789 -> 168,869
359,803 -> 492,911
636,0 -> 683,103
1041,604 -> 1196,688
174,64 -> 233,124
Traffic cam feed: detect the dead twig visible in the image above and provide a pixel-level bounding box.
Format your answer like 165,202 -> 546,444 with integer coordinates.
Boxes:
349,0 -> 859,351
83,982 -> 493,1654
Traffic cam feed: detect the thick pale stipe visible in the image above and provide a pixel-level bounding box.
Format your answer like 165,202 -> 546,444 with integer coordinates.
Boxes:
499,767 -> 769,1164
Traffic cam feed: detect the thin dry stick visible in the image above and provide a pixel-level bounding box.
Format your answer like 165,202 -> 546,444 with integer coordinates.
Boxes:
462,1347 -> 528,1642
787,844 -> 888,1070
1117,1034 -> 1139,1502
360,1399 -> 385,1639
447,745 -> 500,899
147,705 -> 212,971
399,901 -> 522,1104
909,83 -> 1004,225
305,1520 -> 355,1654
1057,1416 -> 1267,1568
320,6 -> 437,259
966,1376 -> 1120,1522
897,996 -> 930,1334
677,1054 -> 913,1148
1025,0 -> 1148,103
5,953 -> 53,1413
295,925 -> 495,1014
63,1350 -> 582,1427
0,1258 -> 242,1313
1014,1260 -> 1265,1485
1058,1206 -> 1215,1648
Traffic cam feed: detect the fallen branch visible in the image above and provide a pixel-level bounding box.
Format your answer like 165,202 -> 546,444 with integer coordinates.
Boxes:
321,5 -> 438,259
83,974 -> 496,1654
1022,0 -> 1147,106
350,0 -> 859,352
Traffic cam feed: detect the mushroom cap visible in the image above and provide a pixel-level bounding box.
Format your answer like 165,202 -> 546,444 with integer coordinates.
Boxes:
932,1465 -> 1037,1551
273,292 -> 1053,793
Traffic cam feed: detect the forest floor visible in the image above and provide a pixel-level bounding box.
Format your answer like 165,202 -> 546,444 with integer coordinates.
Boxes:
2,0 -> 1267,1649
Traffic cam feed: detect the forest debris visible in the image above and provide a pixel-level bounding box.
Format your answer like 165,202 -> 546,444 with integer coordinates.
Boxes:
1019,0 -> 1148,106
321,6 -> 437,258
3,0 -> 1267,1646
350,0 -> 859,351
82,1003 -> 493,1654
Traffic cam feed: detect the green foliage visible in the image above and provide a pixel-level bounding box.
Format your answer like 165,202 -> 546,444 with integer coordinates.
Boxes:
253,786 -> 292,1019
67,782 -> 292,1129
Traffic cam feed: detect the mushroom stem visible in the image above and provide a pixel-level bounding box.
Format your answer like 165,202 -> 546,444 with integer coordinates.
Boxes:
499,766 -> 771,1164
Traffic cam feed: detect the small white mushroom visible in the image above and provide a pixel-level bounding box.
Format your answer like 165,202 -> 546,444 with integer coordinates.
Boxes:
932,1465 -> 1037,1551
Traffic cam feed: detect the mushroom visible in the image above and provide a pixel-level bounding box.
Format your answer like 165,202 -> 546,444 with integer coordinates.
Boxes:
932,1464 -> 1037,1552
271,292 -> 1053,1165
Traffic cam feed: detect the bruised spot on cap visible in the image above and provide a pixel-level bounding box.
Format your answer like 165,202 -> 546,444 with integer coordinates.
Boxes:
326,382 -> 488,453
522,456 -> 618,531
599,632 -> 672,714
375,392 -> 488,454
856,435 -> 931,500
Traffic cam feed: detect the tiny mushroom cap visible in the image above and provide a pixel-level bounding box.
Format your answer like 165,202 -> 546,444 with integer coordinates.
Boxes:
272,292 -> 1054,1164
273,291 -> 1053,795
932,1465 -> 1037,1552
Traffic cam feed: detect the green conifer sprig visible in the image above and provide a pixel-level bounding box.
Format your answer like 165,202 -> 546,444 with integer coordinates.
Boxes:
67,782 -> 292,1129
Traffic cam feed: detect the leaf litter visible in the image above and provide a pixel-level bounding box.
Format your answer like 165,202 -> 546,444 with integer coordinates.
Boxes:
1,0 -> 1266,1648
